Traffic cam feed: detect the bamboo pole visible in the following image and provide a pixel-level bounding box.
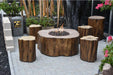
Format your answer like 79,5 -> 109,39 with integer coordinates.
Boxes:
50,0 -> 54,17
62,7 -> 64,16
27,0 -> 32,16
43,0 -> 46,16
60,0 -> 64,16
39,0 -> 42,18
32,0 -> 36,16
57,0 -> 60,27
20,0 -> 23,16
47,0 -> 49,18
22,0 -> 29,18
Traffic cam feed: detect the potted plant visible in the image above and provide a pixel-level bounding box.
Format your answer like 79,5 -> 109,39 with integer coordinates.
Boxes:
0,1 -> 24,36
99,36 -> 113,75
26,17 -> 55,34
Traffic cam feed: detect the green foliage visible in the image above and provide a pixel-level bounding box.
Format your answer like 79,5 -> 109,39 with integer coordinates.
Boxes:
26,17 -> 39,27
100,4 -> 112,11
52,8 -> 63,16
0,1 -> 24,16
52,11 -> 57,16
26,17 -> 55,27
35,5 -> 40,16
99,0 -> 113,11
99,42 -> 113,71
103,42 -> 113,53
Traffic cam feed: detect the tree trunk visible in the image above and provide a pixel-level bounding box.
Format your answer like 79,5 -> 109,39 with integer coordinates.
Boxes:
18,36 -> 36,62
88,16 -> 105,40
80,35 -> 98,62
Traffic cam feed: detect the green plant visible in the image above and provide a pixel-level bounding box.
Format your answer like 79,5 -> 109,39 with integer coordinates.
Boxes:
99,45 -> 113,71
95,0 -> 113,11
0,1 -> 23,16
26,17 -> 39,27
26,17 -> 55,27
99,36 -> 113,71
52,8 -> 63,16
52,11 -> 57,16
39,17 -> 55,27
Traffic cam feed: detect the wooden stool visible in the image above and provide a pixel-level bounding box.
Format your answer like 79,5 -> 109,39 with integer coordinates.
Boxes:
78,25 -> 93,38
29,24 -> 42,43
88,16 -> 105,40
18,36 -> 36,62
80,35 -> 98,62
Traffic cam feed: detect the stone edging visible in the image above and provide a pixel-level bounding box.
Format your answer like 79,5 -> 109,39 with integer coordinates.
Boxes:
2,17 -> 15,75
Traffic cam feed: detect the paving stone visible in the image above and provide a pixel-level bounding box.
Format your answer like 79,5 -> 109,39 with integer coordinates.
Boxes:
5,36 -> 13,41
6,46 -> 14,51
3,17 -> 11,29
4,29 -> 12,36
5,39 -> 14,47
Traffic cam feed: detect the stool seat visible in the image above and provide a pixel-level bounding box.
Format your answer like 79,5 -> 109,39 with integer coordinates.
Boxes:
80,35 -> 98,62
29,24 -> 42,43
78,25 -> 93,38
18,36 -> 36,62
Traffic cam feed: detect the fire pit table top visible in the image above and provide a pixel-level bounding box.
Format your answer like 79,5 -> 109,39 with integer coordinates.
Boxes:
38,28 -> 79,39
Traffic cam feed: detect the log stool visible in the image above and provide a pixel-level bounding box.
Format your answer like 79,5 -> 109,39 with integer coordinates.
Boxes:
18,36 -> 36,62
88,16 -> 105,40
80,35 -> 98,62
78,25 -> 93,38
29,24 -> 42,43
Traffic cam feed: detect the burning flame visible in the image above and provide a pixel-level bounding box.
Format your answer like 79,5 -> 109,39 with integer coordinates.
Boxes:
59,23 -> 64,32
55,23 -> 64,32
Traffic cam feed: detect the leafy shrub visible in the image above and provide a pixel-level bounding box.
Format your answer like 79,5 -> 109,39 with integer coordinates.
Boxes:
26,17 -> 55,27
0,1 -> 23,16
26,17 -> 39,27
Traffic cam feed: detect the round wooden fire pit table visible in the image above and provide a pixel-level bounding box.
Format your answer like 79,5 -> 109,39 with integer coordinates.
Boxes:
38,28 -> 79,56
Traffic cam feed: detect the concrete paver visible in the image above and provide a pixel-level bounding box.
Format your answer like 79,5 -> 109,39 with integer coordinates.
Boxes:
10,37 -> 106,75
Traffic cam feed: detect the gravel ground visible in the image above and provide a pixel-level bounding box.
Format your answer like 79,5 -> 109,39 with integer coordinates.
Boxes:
0,48 -> 11,75
0,14 -> 11,75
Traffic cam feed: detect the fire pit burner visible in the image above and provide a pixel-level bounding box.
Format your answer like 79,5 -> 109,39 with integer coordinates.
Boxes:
49,31 -> 69,36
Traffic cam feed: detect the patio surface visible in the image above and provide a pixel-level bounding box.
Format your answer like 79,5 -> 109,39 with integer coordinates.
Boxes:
9,36 -> 107,75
